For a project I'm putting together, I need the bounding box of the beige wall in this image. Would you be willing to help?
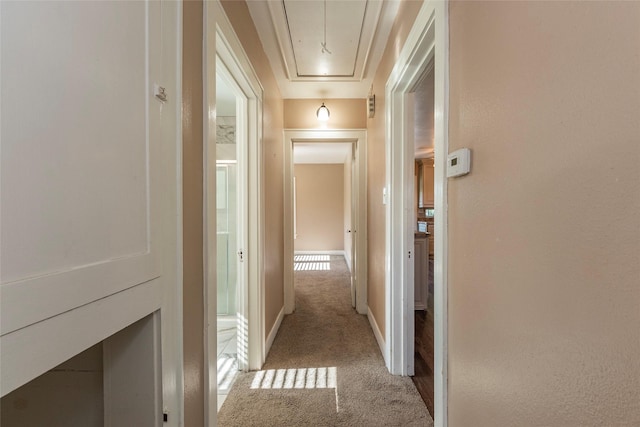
[367,0,423,337]
[284,99,367,129]
[294,164,344,252]
[221,0,285,337]
[1,344,103,426]
[182,1,204,425]
[182,1,285,421]
[447,2,640,426]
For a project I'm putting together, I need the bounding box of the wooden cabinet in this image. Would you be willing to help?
[421,158,435,207]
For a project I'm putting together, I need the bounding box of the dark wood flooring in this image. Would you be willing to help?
[413,310,434,417]
[412,257,434,417]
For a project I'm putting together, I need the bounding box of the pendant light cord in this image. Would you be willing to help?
[321,0,332,54]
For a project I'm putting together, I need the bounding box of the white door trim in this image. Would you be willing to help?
[385,1,449,426]
[205,2,265,425]
[284,130,368,315]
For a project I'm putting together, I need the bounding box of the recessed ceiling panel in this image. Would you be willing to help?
[284,0,367,77]
[247,0,400,98]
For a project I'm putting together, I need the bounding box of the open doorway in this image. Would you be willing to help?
[283,130,367,317]
[205,2,265,419]
[215,71,242,409]
[385,1,448,426]
[411,63,436,416]
[292,142,355,304]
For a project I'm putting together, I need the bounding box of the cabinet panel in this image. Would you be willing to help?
[1,1,162,334]
[422,158,435,207]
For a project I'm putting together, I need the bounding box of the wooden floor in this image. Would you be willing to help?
[412,257,434,416]
[413,310,434,417]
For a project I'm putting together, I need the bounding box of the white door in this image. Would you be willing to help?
[347,145,356,307]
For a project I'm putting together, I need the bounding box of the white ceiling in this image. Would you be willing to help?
[293,142,351,164]
[413,65,435,158]
[247,0,400,99]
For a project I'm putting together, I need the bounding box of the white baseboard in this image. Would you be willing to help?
[344,251,352,272]
[294,250,344,255]
[265,306,285,356]
[367,307,385,358]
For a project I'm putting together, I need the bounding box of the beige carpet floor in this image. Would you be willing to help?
[218,255,432,426]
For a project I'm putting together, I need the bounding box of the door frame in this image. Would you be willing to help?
[385,1,449,427]
[204,1,265,425]
[283,130,368,315]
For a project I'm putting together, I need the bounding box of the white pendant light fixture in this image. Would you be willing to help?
[316,102,330,121]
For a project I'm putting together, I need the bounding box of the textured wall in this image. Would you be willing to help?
[367,0,423,337]
[284,99,367,129]
[182,0,204,425]
[221,0,285,339]
[447,2,640,425]
[294,164,345,252]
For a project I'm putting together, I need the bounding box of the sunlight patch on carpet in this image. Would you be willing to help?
[251,367,337,390]
[294,255,331,271]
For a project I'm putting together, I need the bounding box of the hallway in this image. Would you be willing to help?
[217,255,432,426]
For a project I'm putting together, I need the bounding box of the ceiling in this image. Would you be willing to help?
[293,142,351,164]
[247,0,400,99]
[413,65,435,158]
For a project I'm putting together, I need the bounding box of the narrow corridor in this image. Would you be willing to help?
[218,255,432,426]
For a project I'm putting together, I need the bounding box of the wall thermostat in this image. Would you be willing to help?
[446,148,471,178]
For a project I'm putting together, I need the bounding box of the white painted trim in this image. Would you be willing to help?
[344,250,352,272]
[104,312,162,426]
[215,0,266,369]
[265,306,285,356]
[204,2,266,425]
[294,250,345,256]
[367,307,385,357]
[284,130,368,315]
[162,2,184,425]
[203,3,217,425]
[385,1,449,427]
[1,279,161,396]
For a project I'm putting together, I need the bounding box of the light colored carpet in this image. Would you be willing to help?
[217,255,433,426]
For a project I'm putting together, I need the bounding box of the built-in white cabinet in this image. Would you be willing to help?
[414,234,429,310]
[1,1,180,423]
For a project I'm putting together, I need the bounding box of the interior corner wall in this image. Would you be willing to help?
[447,2,640,426]
[294,164,345,252]
[284,99,367,129]
[1,344,104,427]
[182,0,205,425]
[366,0,423,339]
[221,0,285,340]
